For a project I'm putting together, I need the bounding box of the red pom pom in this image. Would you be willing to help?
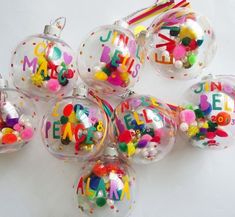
[93,163,107,177]
[118,130,132,143]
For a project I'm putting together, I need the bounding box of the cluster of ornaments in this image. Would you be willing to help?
[2,0,233,217]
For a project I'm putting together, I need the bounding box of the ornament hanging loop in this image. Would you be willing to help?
[44,17,66,38]
[50,17,66,31]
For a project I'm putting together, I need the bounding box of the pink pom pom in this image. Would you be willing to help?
[21,127,34,141]
[173,45,186,60]
[107,72,123,86]
[13,123,22,132]
[141,134,152,142]
[154,129,165,137]
[180,110,196,124]
[47,79,61,92]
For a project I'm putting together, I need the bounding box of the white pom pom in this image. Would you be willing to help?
[174,60,183,69]
[180,122,189,132]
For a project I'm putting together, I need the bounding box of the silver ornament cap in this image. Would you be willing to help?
[104,145,119,158]
[44,17,66,38]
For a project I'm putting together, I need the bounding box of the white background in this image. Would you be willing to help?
[0,0,235,217]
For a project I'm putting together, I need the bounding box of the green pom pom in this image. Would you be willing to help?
[102,67,111,76]
[185,104,194,110]
[188,54,197,65]
[170,27,180,36]
[194,109,204,118]
[182,37,191,46]
[61,137,71,145]
[60,116,68,124]
[119,142,128,152]
[208,121,218,131]
[96,197,107,207]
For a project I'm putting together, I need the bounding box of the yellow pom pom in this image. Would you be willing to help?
[187,125,199,137]
[68,111,77,124]
[94,71,108,81]
[127,142,136,157]
[179,26,197,40]
[31,73,44,86]
[202,122,209,129]
[119,71,129,81]
[2,128,14,134]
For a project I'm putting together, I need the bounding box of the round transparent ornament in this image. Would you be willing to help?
[76,146,136,217]
[77,22,146,96]
[147,7,216,80]
[11,18,77,101]
[0,77,37,153]
[179,75,235,149]
[41,87,108,160]
[111,94,177,164]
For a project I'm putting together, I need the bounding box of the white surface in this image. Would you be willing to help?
[0,0,235,217]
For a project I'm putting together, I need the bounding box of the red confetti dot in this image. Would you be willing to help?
[63,104,73,117]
